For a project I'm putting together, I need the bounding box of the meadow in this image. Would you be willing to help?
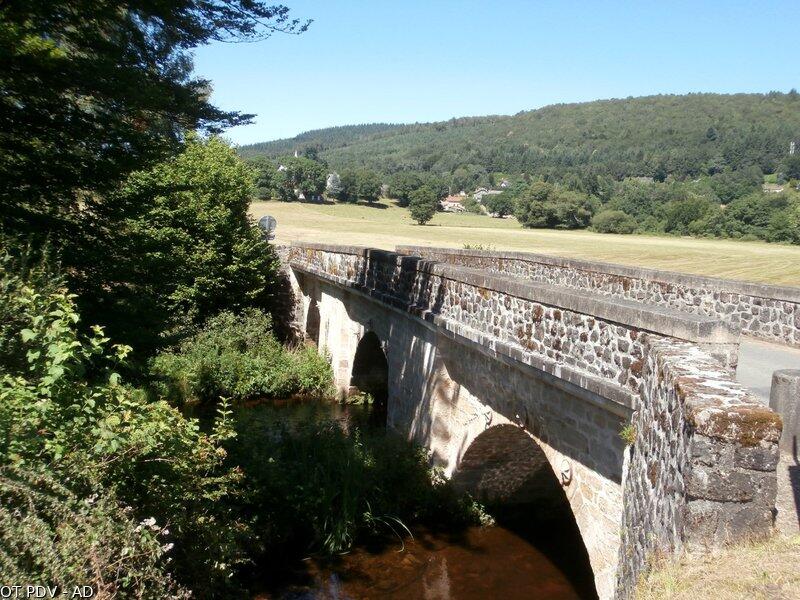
[251,199,800,286]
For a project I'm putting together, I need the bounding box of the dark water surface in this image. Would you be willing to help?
[238,399,596,600]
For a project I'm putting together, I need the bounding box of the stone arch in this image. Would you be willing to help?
[349,331,389,424]
[453,424,597,598]
[305,297,321,345]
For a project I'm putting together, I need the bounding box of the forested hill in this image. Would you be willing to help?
[238,122,405,159]
[239,93,800,183]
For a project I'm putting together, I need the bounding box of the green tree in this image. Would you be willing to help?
[408,186,439,225]
[663,195,719,234]
[709,166,763,203]
[591,210,637,234]
[388,172,424,207]
[248,156,281,200]
[354,169,382,203]
[484,192,515,217]
[279,156,327,200]
[0,1,309,240]
[514,182,597,229]
[76,137,282,355]
[783,155,800,180]
[339,168,382,203]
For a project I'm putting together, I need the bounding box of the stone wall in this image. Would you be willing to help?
[397,245,800,347]
[287,242,781,600]
[618,338,780,596]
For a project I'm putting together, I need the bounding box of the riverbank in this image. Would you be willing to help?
[636,535,800,599]
[250,199,800,285]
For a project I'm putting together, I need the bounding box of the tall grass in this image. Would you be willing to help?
[149,309,333,406]
[227,410,488,561]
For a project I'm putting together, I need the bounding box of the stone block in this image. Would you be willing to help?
[769,369,800,454]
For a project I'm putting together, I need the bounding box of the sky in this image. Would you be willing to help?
[193,0,800,146]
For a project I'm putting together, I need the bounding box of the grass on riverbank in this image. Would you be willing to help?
[636,535,800,600]
[250,199,800,286]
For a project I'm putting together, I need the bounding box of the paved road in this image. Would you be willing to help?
[735,338,800,536]
[736,337,800,404]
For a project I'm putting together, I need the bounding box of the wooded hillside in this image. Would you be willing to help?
[239,93,800,183]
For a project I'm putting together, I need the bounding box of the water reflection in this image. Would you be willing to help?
[257,524,591,600]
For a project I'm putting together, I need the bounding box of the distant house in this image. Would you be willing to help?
[498,179,510,188]
[473,188,503,203]
[441,195,467,212]
[763,183,785,194]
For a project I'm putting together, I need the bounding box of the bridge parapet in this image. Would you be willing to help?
[288,242,781,598]
[397,245,800,347]
[290,242,737,410]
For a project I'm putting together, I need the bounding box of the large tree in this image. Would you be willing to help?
[0,1,309,238]
[514,181,597,229]
[408,186,439,225]
[77,136,282,355]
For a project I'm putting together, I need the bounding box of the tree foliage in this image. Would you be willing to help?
[514,182,597,229]
[75,137,283,355]
[408,186,440,225]
[241,93,800,188]
[483,192,515,217]
[0,0,309,239]
[278,156,327,200]
[338,168,382,203]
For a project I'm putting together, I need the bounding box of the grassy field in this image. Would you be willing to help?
[250,199,800,286]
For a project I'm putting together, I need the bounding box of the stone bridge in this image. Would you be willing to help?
[285,242,782,600]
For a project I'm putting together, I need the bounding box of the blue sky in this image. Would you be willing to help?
[193,0,800,146]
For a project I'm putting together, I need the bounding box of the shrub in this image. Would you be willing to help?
[0,249,248,597]
[228,417,488,558]
[150,309,333,406]
[591,210,637,234]
[0,466,188,599]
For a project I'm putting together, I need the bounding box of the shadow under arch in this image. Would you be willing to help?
[453,424,598,600]
[305,298,321,345]
[350,331,388,426]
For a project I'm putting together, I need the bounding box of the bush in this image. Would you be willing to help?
[0,249,247,597]
[150,309,333,406]
[591,210,637,234]
[0,466,188,599]
[229,417,488,558]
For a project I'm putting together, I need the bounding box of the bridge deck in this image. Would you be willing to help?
[736,338,800,403]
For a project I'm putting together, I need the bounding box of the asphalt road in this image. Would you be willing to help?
[736,337,800,404]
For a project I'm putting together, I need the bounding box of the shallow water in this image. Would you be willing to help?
[256,524,592,600]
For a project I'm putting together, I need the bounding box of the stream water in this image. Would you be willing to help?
[235,399,597,600]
